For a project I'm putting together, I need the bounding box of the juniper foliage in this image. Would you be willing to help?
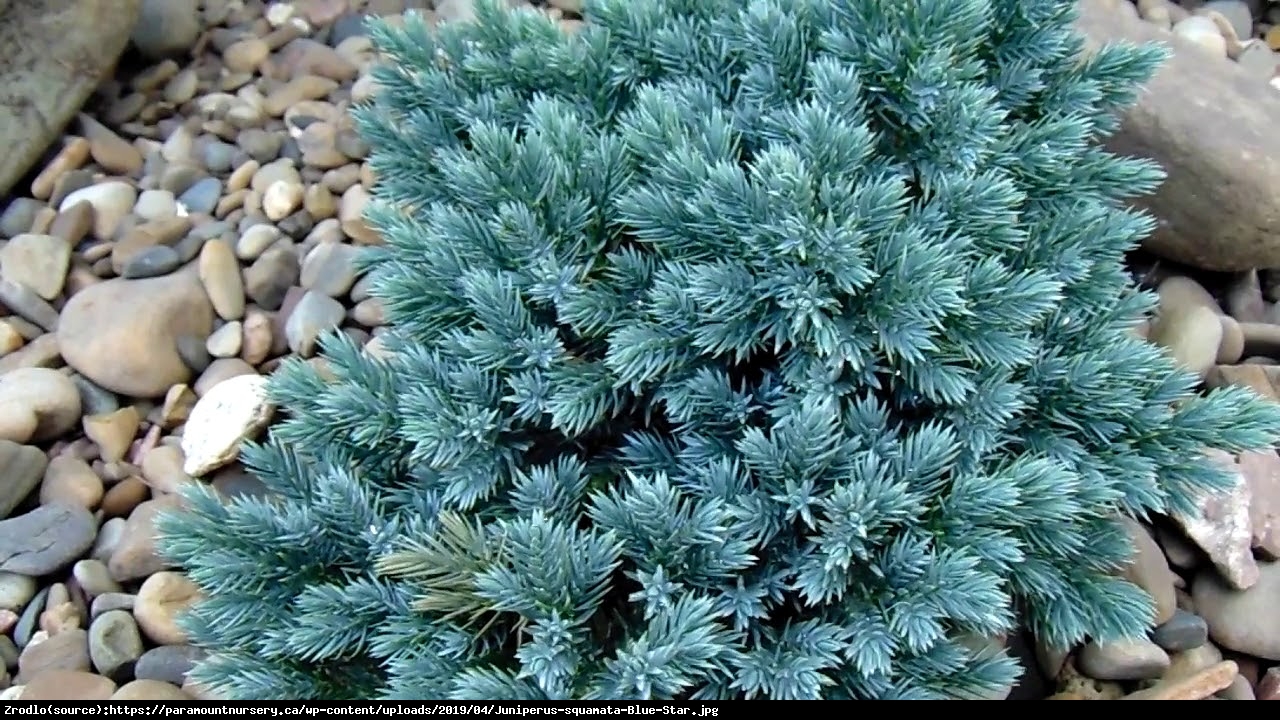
[159,0,1280,701]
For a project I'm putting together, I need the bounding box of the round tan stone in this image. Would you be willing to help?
[140,445,194,494]
[100,476,149,519]
[0,368,81,442]
[58,265,214,398]
[133,571,199,645]
[198,239,245,321]
[39,455,104,510]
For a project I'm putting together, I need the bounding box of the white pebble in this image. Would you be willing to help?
[180,374,274,476]
[1172,16,1228,58]
[263,180,304,221]
[265,2,294,27]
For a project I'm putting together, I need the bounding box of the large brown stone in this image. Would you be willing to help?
[1076,0,1280,271]
[57,264,214,398]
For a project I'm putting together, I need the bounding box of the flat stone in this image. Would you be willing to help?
[120,245,182,279]
[1219,673,1256,700]
[1078,637,1170,681]
[90,593,135,621]
[0,280,59,333]
[1259,666,1280,700]
[15,586,49,648]
[0,504,97,576]
[0,368,81,443]
[58,182,136,242]
[131,0,199,60]
[198,239,245,321]
[300,242,360,297]
[0,234,71,300]
[1123,660,1239,700]
[40,455,104,511]
[78,114,142,176]
[82,406,140,465]
[72,559,120,599]
[244,246,299,310]
[1205,364,1278,400]
[177,178,222,215]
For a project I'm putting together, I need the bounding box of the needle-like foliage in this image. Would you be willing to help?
[159,0,1280,700]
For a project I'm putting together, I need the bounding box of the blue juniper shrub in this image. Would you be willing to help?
[158,0,1280,700]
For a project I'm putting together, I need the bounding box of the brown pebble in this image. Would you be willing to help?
[226,160,259,192]
[48,202,95,247]
[222,38,271,74]
[198,239,246,321]
[0,321,25,356]
[108,496,181,583]
[31,138,91,201]
[111,217,191,275]
[1124,660,1239,700]
[1259,666,1280,699]
[82,406,141,464]
[140,445,194,495]
[1217,315,1245,364]
[194,358,258,397]
[160,384,198,429]
[0,334,62,375]
[79,115,143,176]
[101,477,150,519]
[40,455,104,510]
[264,75,339,117]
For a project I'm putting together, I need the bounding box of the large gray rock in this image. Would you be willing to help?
[1076,0,1280,271]
[0,503,96,576]
[0,0,142,196]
